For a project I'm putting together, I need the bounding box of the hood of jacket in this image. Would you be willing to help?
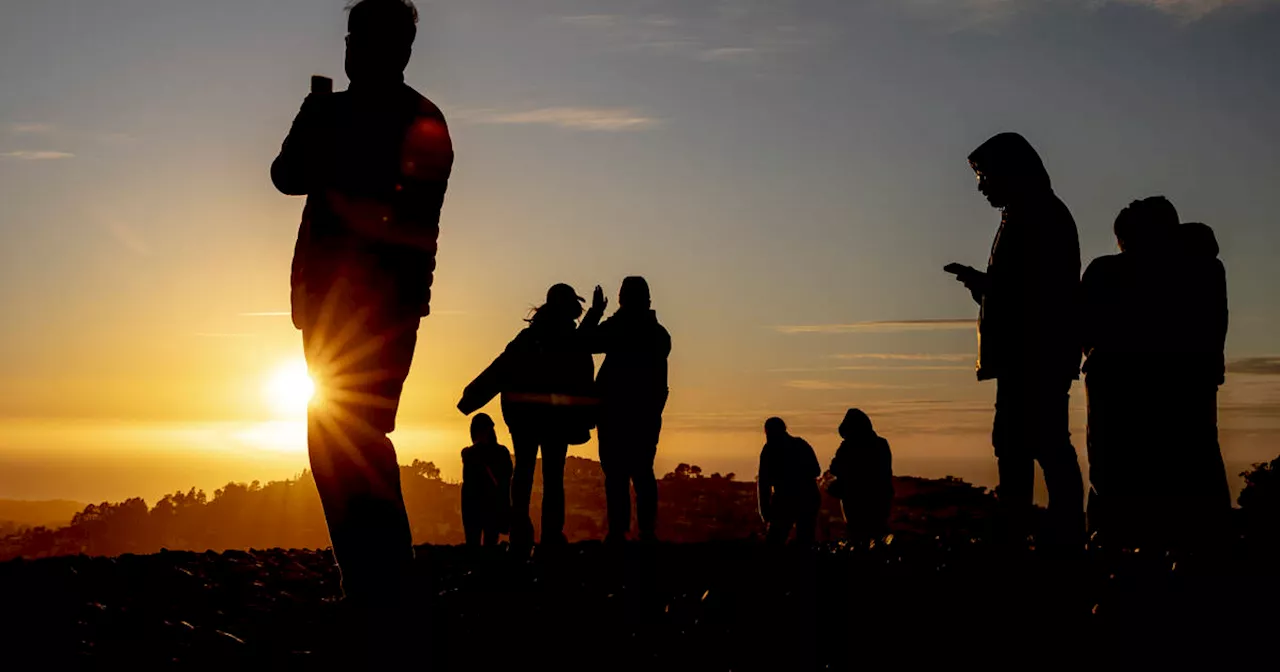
[968,132,1052,202]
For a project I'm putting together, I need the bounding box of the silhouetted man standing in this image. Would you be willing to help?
[757,417,821,546]
[270,0,453,619]
[584,277,671,543]
[946,132,1083,549]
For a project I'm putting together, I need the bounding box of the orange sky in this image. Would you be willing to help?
[2,0,1279,504]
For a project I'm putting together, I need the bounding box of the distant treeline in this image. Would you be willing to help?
[0,457,1010,561]
[6,453,1276,561]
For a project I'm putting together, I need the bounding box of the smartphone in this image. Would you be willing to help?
[311,75,333,95]
[943,263,971,277]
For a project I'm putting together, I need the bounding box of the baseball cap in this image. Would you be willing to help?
[546,283,586,305]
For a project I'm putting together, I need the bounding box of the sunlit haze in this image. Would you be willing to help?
[2,0,1279,505]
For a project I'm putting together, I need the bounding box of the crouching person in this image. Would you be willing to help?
[758,417,821,546]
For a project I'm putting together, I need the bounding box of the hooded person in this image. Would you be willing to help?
[1173,221,1231,543]
[757,418,822,546]
[457,283,605,548]
[580,276,672,543]
[826,409,894,544]
[945,132,1084,549]
[460,413,513,549]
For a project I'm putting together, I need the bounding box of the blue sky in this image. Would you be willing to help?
[1,0,1278,502]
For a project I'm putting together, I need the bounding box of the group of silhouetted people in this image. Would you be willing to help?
[268,0,1231,659]
[947,133,1229,553]
[1081,200,1229,549]
[456,278,671,550]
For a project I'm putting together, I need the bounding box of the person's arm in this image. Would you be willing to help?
[458,336,520,414]
[1079,261,1101,358]
[576,286,609,353]
[271,95,328,196]
[945,263,987,305]
[803,440,821,480]
[498,448,514,484]
[757,450,773,524]
[1213,259,1228,385]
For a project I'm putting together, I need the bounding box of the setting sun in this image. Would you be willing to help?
[264,358,316,418]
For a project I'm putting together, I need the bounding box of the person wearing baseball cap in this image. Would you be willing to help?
[458,282,607,549]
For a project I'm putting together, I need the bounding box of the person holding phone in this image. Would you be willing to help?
[945,132,1084,551]
[269,0,454,627]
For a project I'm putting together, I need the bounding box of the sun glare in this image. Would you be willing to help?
[264,358,316,418]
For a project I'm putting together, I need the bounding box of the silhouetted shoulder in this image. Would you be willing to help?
[1083,253,1123,280]
[401,85,453,182]
[405,85,447,122]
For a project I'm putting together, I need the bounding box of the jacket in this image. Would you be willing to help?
[272,81,454,326]
[584,307,671,409]
[968,134,1081,382]
[1081,229,1227,387]
[459,308,603,444]
[461,442,513,530]
[757,435,821,521]
[828,435,894,502]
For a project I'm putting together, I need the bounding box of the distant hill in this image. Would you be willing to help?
[0,457,997,561]
[0,499,85,530]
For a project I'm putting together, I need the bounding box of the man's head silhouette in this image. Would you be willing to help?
[619,276,651,310]
[764,417,788,442]
[1114,196,1178,253]
[345,0,418,85]
[967,132,1052,209]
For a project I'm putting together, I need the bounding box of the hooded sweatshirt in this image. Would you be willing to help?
[967,133,1081,382]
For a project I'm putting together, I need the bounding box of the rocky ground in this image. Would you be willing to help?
[2,536,1277,670]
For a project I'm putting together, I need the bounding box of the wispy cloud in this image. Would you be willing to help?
[559,14,622,28]
[776,319,974,334]
[785,380,915,390]
[556,7,820,64]
[833,353,973,362]
[465,107,660,132]
[1116,0,1261,20]
[898,0,1264,31]
[836,365,972,371]
[9,122,55,134]
[1,150,73,160]
[698,46,759,62]
[1229,357,1280,376]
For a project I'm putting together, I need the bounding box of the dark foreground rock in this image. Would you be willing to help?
[2,537,1277,670]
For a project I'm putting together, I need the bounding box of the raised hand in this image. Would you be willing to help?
[592,285,608,312]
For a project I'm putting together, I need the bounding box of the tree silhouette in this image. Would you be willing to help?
[1240,455,1280,537]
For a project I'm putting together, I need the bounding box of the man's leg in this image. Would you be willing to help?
[304,293,417,604]
[1033,379,1085,550]
[540,441,568,543]
[766,503,794,546]
[509,434,538,548]
[993,379,1036,545]
[598,422,632,542]
[633,441,659,542]
[794,491,819,547]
